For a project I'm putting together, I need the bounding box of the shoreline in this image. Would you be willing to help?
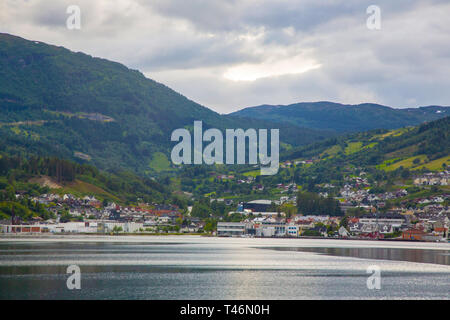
[1,233,448,243]
[1,233,449,251]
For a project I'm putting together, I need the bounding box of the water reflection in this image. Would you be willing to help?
[262,247,450,266]
[0,240,449,299]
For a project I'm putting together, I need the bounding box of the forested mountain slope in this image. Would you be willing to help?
[0,33,330,175]
[231,101,449,132]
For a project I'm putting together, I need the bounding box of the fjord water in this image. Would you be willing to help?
[0,236,449,299]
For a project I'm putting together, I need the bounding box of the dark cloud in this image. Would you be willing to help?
[131,34,261,71]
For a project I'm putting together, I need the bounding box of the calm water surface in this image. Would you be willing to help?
[0,236,449,299]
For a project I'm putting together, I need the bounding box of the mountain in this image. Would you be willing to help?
[0,33,330,175]
[283,116,450,172]
[168,116,449,202]
[230,101,449,132]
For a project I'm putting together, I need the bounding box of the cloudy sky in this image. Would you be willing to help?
[1,0,450,113]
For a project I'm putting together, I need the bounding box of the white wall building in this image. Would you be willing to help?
[286,225,299,237]
[217,222,246,237]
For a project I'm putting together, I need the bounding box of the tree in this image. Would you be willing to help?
[339,216,349,228]
[401,168,410,179]
[59,210,72,223]
[191,202,212,218]
[297,191,342,216]
[204,219,217,233]
[112,225,123,234]
[5,185,15,201]
[279,203,297,218]
[345,207,366,217]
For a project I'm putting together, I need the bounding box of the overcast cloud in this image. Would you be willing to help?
[1,0,450,113]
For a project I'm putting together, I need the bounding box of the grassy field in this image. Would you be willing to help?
[376,158,402,170]
[322,141,376,159]
[362,142,378,150]
[382,155,428,171]
[243,170,260,177]
[321,145,342,157]
[50,179,120,202]
[149,152,172,172]
[371,127,411,141]
[379,155,449,172]
[414,155,450,171]
[345,142,363,155]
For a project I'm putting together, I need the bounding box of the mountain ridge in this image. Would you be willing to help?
[230,101,449,132]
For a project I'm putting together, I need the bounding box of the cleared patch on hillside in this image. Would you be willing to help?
[379,155,449,172]
[362,142,378,150]
[376,158,402,170]
[345,142,363,155]
[149,152,172,172]
[321,145,342,158]
[44,110,115,122]
[413,156,450,171]
[243,170,260,177]
[372,127,412,140]
[382,155,428,171]
[29,176,62,189]
[51,179,120,202]
[74,152,92,161]
[0,120,50,127]
[385,144,419,159]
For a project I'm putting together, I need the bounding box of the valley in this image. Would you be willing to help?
[0,33,448,242]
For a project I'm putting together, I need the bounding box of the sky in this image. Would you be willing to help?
[1,0,450,113]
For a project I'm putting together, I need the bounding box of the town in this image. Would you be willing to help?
[1,169,448,242]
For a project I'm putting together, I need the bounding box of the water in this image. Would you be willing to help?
[0,236,449,299]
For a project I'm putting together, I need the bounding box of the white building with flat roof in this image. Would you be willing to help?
[217,222,246,237]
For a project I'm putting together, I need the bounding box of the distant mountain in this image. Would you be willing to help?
[230,101,449,132]
[0,33,330,175]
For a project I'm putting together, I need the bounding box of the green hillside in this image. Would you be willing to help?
[0,153,170,208]
[284,116,450,172]
[0,33,330,176]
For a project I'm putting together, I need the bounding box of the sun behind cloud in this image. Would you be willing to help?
[223,54,321,81]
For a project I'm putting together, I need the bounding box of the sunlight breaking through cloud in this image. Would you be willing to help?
[223,55,321,81]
